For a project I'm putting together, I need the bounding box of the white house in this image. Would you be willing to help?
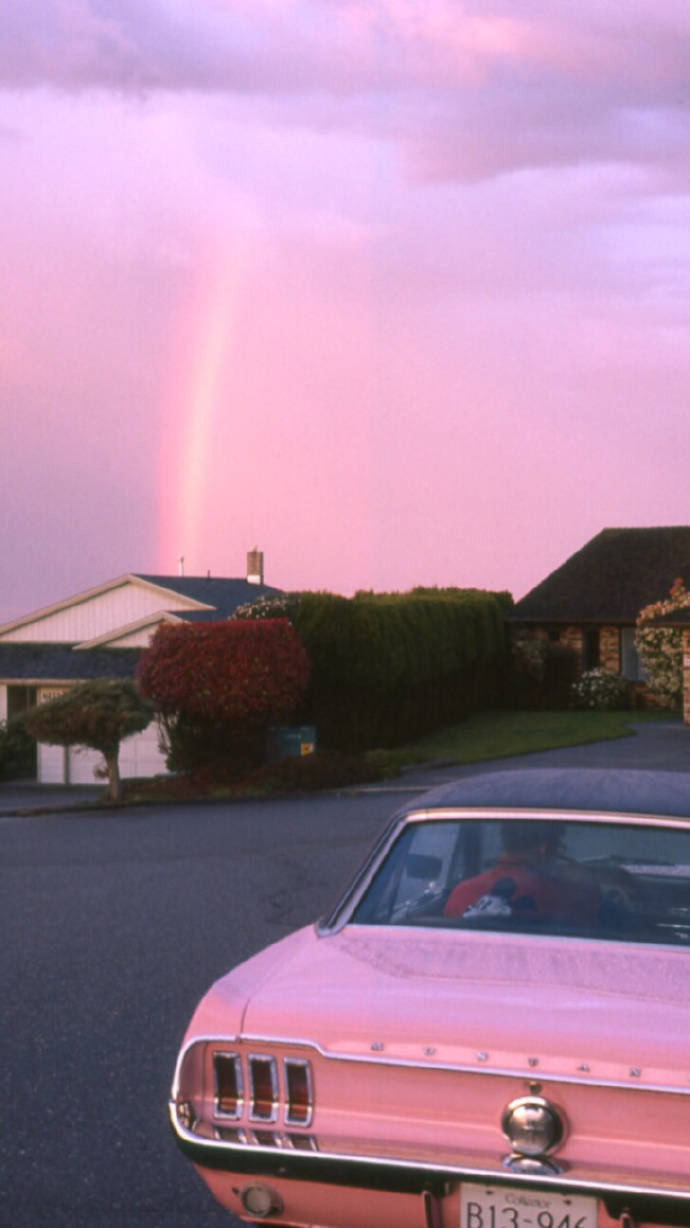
[0,554,281,784]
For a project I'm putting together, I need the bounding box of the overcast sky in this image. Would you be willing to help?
[2,1,689,622]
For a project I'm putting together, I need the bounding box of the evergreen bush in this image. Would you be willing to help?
[0,719,35,780]
[238,588,510,752]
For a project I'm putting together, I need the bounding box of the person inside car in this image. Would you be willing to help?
[443,820,600,924]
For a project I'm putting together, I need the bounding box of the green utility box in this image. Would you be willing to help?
[266,725,317,763]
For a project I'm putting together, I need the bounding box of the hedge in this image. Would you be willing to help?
[238,588,511,752]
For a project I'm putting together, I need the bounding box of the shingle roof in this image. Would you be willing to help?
[510,527,690,623]
[0,643,141,682]
[134,575,282,620]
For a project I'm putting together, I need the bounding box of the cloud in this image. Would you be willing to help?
[2,2,689,185]
[1,3,687,95]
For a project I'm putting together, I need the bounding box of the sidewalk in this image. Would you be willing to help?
[0,780,103,816]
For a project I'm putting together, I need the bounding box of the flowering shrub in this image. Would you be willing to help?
[233,593,299,621]
[635,578,690,704]
[570,668,630,710]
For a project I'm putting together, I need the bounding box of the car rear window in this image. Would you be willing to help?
[351,817,690,945]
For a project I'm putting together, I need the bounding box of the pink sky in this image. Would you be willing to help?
[2,1,690,623]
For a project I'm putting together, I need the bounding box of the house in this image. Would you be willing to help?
[508,526,690,690]
[0,553,282,784]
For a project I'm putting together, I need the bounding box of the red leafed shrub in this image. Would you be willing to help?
[137,619,310,772]
[138,619,309,722]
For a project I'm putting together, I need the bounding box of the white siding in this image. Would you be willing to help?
[66,746,103,785]
[38,742,68,784]
[118,723,168,778]
[37,724,168,784]
[67,726,167,783]
[0,684,7,722]
[0,580,208,644]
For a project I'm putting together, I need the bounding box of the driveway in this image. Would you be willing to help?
[363,718,690,792]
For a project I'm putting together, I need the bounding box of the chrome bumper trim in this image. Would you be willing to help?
[169,1100,690,1223]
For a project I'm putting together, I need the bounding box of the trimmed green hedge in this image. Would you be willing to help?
[290,588,510,751]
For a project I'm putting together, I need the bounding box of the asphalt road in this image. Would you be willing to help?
[1,791,406,1228]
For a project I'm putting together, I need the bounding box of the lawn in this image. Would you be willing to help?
[391,708,674,768]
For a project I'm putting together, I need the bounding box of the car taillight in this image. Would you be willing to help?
[213,1052,243,1118]
[249,1056,278,1121]
[284,1058,313,1126]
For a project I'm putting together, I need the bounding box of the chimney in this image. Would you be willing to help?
[247,548,264,585]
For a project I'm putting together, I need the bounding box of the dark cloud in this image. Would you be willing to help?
[2,0,690,184]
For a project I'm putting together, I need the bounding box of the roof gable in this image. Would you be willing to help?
[511,527,690,623]
[0,575,212,643]
[0,574,283,645]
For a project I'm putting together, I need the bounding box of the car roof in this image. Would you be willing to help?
[399,768,690,821]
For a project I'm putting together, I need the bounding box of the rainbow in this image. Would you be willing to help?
[158,236,251,574]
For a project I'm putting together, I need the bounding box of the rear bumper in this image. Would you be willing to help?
[170,1105,690,1226]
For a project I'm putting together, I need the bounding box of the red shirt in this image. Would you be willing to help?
[443,854,598,922]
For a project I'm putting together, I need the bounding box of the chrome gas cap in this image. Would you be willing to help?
[501,1094,564,1157]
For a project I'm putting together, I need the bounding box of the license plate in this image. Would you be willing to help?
[461,1185,597,1228]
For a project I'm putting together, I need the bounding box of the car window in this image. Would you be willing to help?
[351,817,690,945]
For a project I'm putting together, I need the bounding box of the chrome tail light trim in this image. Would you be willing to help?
[248,1054,279,1123]
[212,1051,244,1119]
[284,1057,314,1127]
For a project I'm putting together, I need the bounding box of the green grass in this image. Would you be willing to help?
[389,708,675,769]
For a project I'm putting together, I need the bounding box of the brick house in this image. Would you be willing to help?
[508,527,690,708]
[0,555,281,783]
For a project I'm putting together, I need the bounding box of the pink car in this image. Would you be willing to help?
[170,769,690,1227]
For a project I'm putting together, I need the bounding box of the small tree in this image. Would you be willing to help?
[24,679,154,802]
[137,619,310,774]
[635,578,690,705]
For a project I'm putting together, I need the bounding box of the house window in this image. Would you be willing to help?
[621,628,646,681]
[7,685,37,719]
[583,629,600,671]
